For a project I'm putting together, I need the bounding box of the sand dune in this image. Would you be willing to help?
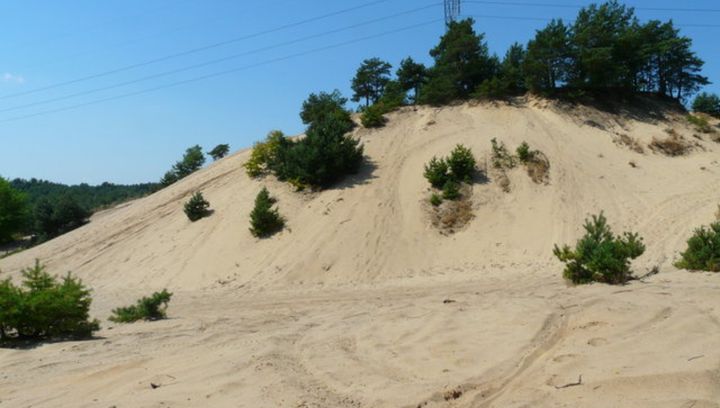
[1,98,719,407]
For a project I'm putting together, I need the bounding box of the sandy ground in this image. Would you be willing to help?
[1,98,719,407]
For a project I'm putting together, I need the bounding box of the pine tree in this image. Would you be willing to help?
[396,57,428,104]
[208,144,230,161]
[183,192,211,222]
[249,187,284,238]
[351,58,393,107]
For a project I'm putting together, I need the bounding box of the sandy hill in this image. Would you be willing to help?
[1,97,720,407]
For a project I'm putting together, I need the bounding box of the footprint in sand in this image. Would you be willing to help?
[587,337,609,347]
[552,354,578,363]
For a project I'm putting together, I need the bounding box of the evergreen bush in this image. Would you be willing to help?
[0,260,100,342]
[430,193,443,206]
[675,222,720,272]
[109,290,173,323]
[442,180,461,200]
[446,144,476,182]
[553,213,645,284]
[183,192,211,222]
[249,187,285,238]
[360,104,387,128]
[423,157,450,188]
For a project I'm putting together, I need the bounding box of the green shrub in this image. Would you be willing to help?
[491,138,516,169]
[553,213,645,284]
[250,187,285,238]
[183,192,211,222]
[360,104,387,128]
[208,144,230,160]
[447,144,476,182]
[109,290,173,323]
[442,180,461,200]
[687,114,714,133]
[430,193,443,206]
[423,157,450,188]
[0,260,99,342]
[300,90,355,134]
[516,141,533,163]
[675,222,720,272]
[244,130,286,178]
[161,145,206,187]
[272,115,364,189]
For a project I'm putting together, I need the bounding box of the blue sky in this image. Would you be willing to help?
[1,0,718,185]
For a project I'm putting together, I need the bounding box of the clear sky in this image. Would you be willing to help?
[1,0,718,185]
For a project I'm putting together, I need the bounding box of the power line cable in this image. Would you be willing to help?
[0,18,442,124]
[0,3,441,114]
[0,0,394,100]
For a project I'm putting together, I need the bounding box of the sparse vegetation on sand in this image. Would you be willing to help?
[687,114,715,134]
[184,192,211,222]
[554,213,645,284]
[0,261,99,343]
[424,145,477,232]
[649,132,692,156]
[675,222,720,272]
[110,290,173,323]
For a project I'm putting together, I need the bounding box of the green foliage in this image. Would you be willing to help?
[675,222,720,272]
[687,114,714,133]
[500,42,527,94]
[109,290,173,323]
[249,93,363,190]
[300,90,355,133]
[446,144,476,183]
[249,187,284,238]
[442,180,461,200]
[423,157,451,189]
[516,142,534,163]
[491,138,516,169]
[377,80,407,111]
[418,71,459,106]
[360,103,387,128]
[430,193,443,207]
[161,145,206,187]
[396,57,428,104]
[424,145,476,189]
[33,195,90,242]
[208,144,230,160]
[10,178,156,240]
[473,77,510,99]
[428,18,497,99]
[553,213,645,284]
[351,58,392,107]
[244,131,286,178]
[524,19,571,92]
[692,92,720,117]
[0,260,99,342]
[183,192,211,222]
[273,117,363,189]
[0,177,28,244]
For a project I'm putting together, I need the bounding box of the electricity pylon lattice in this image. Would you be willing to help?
[444,0,461,26]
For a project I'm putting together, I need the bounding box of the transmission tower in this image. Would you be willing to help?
[444,0,461,26]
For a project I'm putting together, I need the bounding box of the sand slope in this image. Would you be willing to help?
[1,98,719,407]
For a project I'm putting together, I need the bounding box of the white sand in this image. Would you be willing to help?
[1,98,719,407]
